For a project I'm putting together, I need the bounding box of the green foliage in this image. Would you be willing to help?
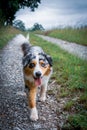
[13,20,25,31]
[67,114,87,129]
[0,0,41,25]
[59,88,69,97]
[31,23,44,31]
[64,101,74,111]
[79,92,87,105]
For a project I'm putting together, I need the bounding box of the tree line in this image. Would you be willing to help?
[13,20,44,31]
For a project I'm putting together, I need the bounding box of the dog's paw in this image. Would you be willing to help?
[30,107,38,121]
[39,96,46,102]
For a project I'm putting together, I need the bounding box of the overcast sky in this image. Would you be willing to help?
[15,0,87,29]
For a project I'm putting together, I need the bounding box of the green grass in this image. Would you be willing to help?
[67,114,87,130]
[62,114,87,130]
[37,27,87,46]
[0,26,24,49]
[30,33,87,129]
[64,100,75,111]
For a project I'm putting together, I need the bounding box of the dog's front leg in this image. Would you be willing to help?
[28,87,38,121]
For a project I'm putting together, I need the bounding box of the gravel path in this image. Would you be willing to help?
[0,34,67,130]
[37,34,87,60]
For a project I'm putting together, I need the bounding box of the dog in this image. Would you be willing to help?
[21,34,53,121]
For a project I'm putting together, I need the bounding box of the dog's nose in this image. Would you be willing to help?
[36,71,41,78]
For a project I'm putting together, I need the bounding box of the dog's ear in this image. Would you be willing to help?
[21,43,30,56]
[45,54,53,67]
[22,53,36,68]
[39,53,53,67]
[22,53,32,67]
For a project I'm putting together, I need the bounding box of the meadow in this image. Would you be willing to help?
[37,27,87,46]
[0,26,87,129]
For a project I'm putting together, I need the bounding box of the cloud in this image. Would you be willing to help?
[15,0,87,29]
[15,7,59,28]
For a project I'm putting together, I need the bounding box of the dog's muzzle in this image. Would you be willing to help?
[34,71,42,86]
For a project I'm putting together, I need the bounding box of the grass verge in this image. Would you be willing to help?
[30,33,87,129]
[36,27,87,46]
[0,26,24,49]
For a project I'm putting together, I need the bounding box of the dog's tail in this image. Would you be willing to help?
[21,43,30,55]
[26,33,29,41]
[21,34,31,55]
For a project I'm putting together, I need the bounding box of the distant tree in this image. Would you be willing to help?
[32,23,44,31]
[0,0,41,25]
[13,20,25,31]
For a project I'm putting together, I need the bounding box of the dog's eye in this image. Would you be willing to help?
[29,63,35,68]
[41,63,46,67]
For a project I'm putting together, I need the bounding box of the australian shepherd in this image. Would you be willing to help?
[21,34,53,121]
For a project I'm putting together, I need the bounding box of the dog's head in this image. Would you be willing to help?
[21,43,53,86]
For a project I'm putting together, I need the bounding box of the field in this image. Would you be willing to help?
[0,26,87,129]
[37,27,87,46]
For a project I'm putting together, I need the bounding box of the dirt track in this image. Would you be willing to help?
[37,34,87,60]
